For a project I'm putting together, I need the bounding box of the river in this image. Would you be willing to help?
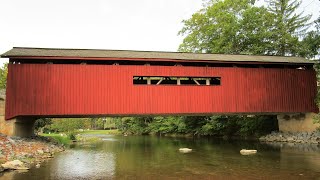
[2,135,320,179]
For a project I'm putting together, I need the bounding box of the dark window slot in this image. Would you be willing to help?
[133,76,221,86]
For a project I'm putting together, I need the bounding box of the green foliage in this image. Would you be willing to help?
[178,0,275,54]
[179,0,312,56]
[34,118,52,133]
[0,63,8,89]
[313,113,320,132]
[90,118,105,129]
[47,118,90,133]
[42,133,71,146]
[148,116,187,135]
[116,115,278,137]
[104,118,117,129]
[299,30,320,58]
[68,133,76,141]
[267,0,311,56]
[312,15,320,129]
[236,115,279,136]
[77,129,121,135]
[119,117,152,135]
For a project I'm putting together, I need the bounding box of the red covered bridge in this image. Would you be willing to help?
[1,47,317,121]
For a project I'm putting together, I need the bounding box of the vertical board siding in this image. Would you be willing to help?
[5,64,318,119]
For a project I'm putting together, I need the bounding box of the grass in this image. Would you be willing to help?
[41,133,71,146]
[77,129,121,135]
[40,130,121,145]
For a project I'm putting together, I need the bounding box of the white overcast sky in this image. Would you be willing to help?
[0,0,319,65]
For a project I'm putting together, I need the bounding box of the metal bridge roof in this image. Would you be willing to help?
[1,47,314,64]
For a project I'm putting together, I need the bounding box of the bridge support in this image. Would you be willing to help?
[0,98,36,137]
[0,117,36,137]
[277,113,320,133]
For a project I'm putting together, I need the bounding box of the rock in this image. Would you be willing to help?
[287,137,294,142]
[0,152,5,159]
[179,148,192,153]
[259,131,320,144]
[44,148,50,153]
[240,149,257,155]
[25,153,34,158]
[259,137,266,141]
[1,160,29,170]
[35,164,40,168]
[7,138,16,144]
[37,150,44,155]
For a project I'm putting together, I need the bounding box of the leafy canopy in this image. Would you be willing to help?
[179,0,311,56]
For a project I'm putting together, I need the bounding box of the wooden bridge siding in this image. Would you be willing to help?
[5,64,318,119]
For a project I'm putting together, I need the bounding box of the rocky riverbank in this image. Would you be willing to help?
[0,133,64,173]
[259,131,320,144]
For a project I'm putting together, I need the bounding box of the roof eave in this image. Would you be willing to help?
[5,55,315,65]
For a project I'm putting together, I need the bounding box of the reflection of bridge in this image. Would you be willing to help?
[0,47,318,136]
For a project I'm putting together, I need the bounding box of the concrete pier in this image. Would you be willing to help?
[0,97,36,137]
[278,113,320,133]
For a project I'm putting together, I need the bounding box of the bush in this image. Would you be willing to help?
[116,115,279,138]
[68,133,76,141]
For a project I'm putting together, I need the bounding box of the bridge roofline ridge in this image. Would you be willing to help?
[0,47,314,64]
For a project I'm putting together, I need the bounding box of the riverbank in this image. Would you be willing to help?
[0,133,64,173]
[259,131,320,144]
[40,130,121,144]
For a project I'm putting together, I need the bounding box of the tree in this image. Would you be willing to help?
[34,118,52,133]
[267,0,311,56]
[179,0,312,56]
[90,118,106,130]
[178,0,275,54]
[299,30,320,59]
[0,63,8,89]
[48,118,90,133]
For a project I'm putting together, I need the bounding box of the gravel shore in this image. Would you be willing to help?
[0,133,64,172]
[259,131,320,144]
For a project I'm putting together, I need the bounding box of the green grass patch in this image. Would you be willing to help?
[77,129,121,135]
[41,133,71,146]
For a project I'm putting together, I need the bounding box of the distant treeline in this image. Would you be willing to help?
[116,115,278,138]
[35,115,278,138]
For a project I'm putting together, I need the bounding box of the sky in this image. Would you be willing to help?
[0,0,319,65]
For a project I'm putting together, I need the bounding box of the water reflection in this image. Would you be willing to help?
[51,150,115,179]
[5,135,320,180]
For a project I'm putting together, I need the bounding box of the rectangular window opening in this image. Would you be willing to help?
[133,76,221,86]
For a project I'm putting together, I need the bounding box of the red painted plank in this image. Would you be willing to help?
[5,64,318,120]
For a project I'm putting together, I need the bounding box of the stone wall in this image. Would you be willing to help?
[0,90,15,136]
[278,113,320,133]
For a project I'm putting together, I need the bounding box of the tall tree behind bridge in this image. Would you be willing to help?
[267,0,311,56]
[178,0,311,56]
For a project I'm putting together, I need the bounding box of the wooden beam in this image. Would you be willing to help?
[206,78,210,85]
[147,77,151,85]
[192,79,200,85]
[156,77,164,85]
